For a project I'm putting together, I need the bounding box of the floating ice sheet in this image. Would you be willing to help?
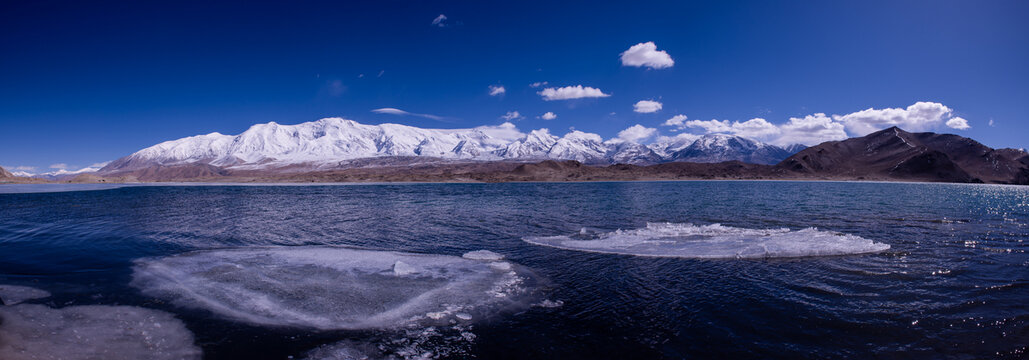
[130,247,536,330]
[0,284,50,305]
[0,304,201,360]
[524,223,890,259]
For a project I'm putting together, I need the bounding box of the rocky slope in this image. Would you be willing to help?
[0,166,12,178]
[777,127,1029,184]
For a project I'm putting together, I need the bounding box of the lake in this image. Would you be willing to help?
[0,181,1026,359]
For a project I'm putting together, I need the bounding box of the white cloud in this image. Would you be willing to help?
[529,81,548,88]
[662,114,688,127]
[475,122,524,142]
[633,100,663,113]
[371,108,444,121]
[946,117,970,130]
[538,85,611,101]
[776,113,849,146]
[49,163,68,170]
[729,118,782,139]
[661,102,971,147]
[834,101,958,135]
[488,85,505,96]
[431,14,447,27]
[655,132,702,145]
[12,166,36,171]
[620,42,674,69]
[989,119,995,127]
[616,124,658,143]
[540,112,557,120]
[500,111,523,121]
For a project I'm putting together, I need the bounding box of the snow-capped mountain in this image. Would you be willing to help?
[669,134,798,165]
[101,118,804,173]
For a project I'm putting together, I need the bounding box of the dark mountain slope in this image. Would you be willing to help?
[777,127,1029,184]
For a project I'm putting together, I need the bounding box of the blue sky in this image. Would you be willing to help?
[2,0,1027,173]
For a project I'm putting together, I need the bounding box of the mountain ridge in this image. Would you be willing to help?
[99,117,801,175]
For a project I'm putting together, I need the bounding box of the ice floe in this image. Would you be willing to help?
[0,303,201,360]
[0,284,51,305]
[461,250,505,261]
[130,246,537,330]
[524,222,890,259]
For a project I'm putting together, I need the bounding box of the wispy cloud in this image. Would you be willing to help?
[371,108,444,121]
[500,111,523,121]
[538,85,611,101]
[49,163,68,170]
[431,14,448,27]
[488,85,506,96]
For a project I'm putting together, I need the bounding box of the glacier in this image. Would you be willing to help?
[100,117,805,173]
[523,223,890,259]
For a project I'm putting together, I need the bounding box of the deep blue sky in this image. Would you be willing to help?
[2,0,1027,172]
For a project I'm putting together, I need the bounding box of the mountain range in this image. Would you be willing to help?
[98,118,802,175]
[5,119,1026,185]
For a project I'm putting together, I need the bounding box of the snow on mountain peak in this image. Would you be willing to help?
[101,118,802,172]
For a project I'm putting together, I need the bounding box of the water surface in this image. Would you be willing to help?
[0,181,1026,359]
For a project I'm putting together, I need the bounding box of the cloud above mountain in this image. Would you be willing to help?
[538,85,611,101]
[371,108,444,121]
[620,42,674,69]
[661,101,969,146]
[834,101,969,135]
[616,124,658,143]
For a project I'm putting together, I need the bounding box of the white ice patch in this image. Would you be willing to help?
[461,250,505,261]
[130,246,537,330]
[0,304,201,360]
[524,223,890,259]
[0,284,50,305]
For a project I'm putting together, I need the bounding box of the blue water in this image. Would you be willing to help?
[0,181,1026,359]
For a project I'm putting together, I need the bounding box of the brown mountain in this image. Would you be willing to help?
[0,166,12,178]
[776,127,1029,184]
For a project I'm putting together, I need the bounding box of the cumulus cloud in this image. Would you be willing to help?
[488,85,505,96]
[633,100,662,113]
[371,108,444,121]
[500,111,523,121]
[616,124,658,143]
[540,112,557,120]
[833,101,961,135]
[658,102,971,146]
[529,81,548,88]
[620,42,674,69]
[662,114,688,127]
[431,14,448,27]
[655,132,702,145]
[538,85,611,101]
[776,113,849,146]
[946,117,970,130]
[670,118,781,141]
[475,122,524,142]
